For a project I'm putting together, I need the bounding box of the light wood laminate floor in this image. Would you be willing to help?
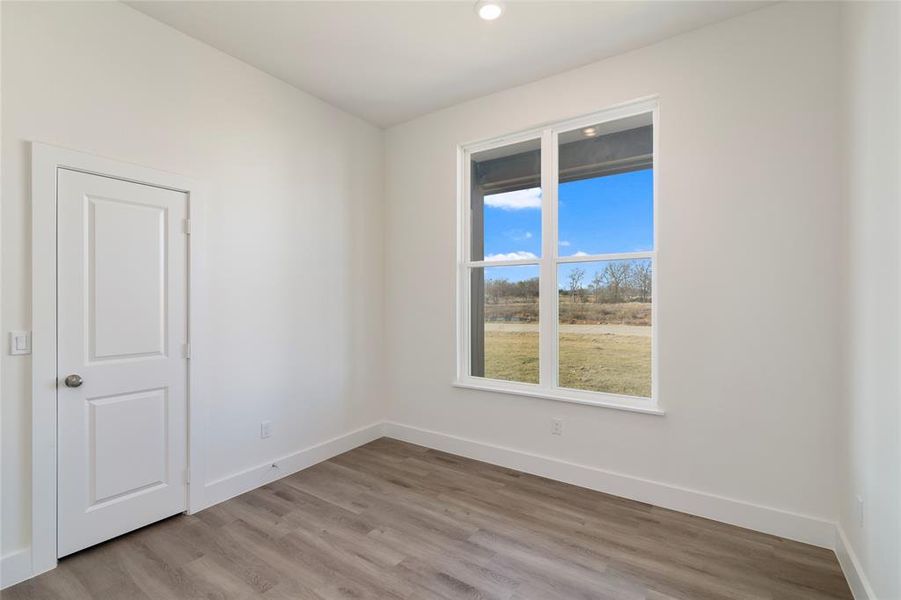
[4,438,852,599]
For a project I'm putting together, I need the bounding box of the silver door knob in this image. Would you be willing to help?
[64,374,83,388]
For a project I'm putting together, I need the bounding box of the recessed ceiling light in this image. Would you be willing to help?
[475,0,505,21]
[583,127,599,137]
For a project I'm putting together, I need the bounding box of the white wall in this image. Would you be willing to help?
[839,2,901,598]
[384,1,844,538]
[4,0,895,592]
[1,1,384,561]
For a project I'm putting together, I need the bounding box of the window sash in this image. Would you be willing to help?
[458,98,659,411]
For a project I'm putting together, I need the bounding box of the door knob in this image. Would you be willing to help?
[64,374,83,388]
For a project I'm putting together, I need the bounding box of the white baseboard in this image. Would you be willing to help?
[835,525,876,600]
[203,422,385,508]
[382,421,836,549]
[1,549,32,590]
[4,421,850,592]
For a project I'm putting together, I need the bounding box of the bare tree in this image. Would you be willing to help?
[631,261,652,302]
[517,277,540,299]
[567,267,585,303]
[591,270,604,303]
[602,261,632,302]
[486,277,542,304]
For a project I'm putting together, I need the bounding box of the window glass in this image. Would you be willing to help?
[558,170,653,256]
[471,265,539,383]
[557,259,652,397]
[470,139,541,261]
[558,114,653,256]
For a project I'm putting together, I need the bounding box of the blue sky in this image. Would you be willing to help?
[481,169,653,284]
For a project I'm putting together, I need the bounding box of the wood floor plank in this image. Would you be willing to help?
[3,439,853,600]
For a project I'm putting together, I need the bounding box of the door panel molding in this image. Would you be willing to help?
[87,194,168,362]
[30,143,207,578]
[87,387,169,508]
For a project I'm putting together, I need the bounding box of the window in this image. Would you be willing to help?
[457,100,659,413]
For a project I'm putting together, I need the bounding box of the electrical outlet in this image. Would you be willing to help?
[551,417,564,436]
[857,495,864,528]
[260,421,272,439]
[9,331,31,355]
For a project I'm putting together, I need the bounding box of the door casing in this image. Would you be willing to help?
[30,142,207,578]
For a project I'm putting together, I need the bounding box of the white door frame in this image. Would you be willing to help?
[30,142,208,577]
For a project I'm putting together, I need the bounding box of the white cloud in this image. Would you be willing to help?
[571,251,589,257]
[559,240,571,247]
[506,230,533,241]
[484,187,541,210]
[484,251,538,262]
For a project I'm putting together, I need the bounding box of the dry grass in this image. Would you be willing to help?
[558,333,651,397]
[483,330,651,397]
[486,301,651,326]
[484,331,540,384]
[559,301,651,326]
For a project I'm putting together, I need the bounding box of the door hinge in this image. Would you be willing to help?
[183,218,192,235]
[184,467,190,485]
[182,343,191,359]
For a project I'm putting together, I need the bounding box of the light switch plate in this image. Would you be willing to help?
[9,331,31,355]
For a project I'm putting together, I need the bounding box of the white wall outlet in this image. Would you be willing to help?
[857,495,864,527]
[260,420,272,439]
[9,330,31,355]
[551,417,564,436]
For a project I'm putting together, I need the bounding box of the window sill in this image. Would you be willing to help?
[452,378,665,416]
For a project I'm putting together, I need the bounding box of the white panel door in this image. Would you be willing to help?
[57,169,189,558]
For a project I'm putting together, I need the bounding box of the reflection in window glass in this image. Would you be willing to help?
[471,265,539,383]
[558,259,652,397]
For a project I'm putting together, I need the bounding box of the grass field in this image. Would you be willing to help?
[483,329,651,397]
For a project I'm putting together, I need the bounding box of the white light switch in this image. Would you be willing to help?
[10,331,31,355]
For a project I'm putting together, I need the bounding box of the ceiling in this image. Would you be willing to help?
[128,1,769,127]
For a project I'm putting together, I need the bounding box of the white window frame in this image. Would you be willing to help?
[454,97,662,415]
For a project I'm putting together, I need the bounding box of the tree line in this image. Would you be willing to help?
[485,260,652,304]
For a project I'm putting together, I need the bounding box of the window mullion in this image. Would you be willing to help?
[538,128,557,389]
